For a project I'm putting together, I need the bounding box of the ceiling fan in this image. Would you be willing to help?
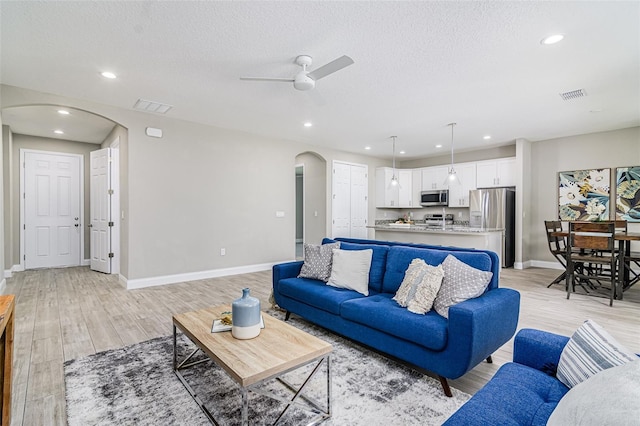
[240,55,354,91]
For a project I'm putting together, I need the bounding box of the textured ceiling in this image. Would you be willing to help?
[1,1,638,159]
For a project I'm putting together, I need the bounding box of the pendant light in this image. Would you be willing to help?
[443,123,462,187]
[389,135,400,188]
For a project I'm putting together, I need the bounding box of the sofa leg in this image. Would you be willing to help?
[284,311,291,321]
[486,355,493,364]
[438,376,453,397]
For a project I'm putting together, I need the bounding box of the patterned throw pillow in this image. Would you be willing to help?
[407,264,444,315]
[556,319,637,388]
[393,259,429,307]
[433,254,493,318]
[297,242,340,282]
[393,259,444,314]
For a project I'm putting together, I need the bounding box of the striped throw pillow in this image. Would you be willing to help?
[557,319,638,388]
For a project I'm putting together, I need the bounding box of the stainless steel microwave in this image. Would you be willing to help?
[420,190,449,206]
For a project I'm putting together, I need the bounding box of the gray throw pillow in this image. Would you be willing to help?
[297,242,340,282]
[556,319,637,388]
[433,254,492,318]
[547,359,640,426]
[326,248,373,296]
[407,264,444,315]
[393,258,429,307]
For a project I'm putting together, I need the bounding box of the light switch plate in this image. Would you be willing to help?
[276,211,285,218]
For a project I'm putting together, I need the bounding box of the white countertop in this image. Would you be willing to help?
[369,224,504,235]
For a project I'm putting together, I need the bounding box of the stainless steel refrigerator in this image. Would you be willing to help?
[469,187,516,268]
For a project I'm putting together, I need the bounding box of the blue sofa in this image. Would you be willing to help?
[272,237,521,396]
[443,328,572,425]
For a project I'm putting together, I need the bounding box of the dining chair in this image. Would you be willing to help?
[544,220,568,287]
[565,221,617,306]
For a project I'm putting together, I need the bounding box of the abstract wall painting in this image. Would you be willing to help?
[615,166,640,222]
[558,169,610,221]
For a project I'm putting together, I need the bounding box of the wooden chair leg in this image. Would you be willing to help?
[566,261,573,300]
[438,375,453,397]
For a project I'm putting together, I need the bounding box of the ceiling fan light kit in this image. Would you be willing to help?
[240,54,354,91]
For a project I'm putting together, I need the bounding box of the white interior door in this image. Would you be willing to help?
[332,162,351,238]
[350,165,368,238]
[24,151,82,269]
[332,161,369,239]
[90,148,111,273]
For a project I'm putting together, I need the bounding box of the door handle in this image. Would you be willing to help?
[75,217,79,221]
[74,224,79,227]
[88,224,93,228]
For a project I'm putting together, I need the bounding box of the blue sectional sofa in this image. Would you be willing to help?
[272,237,521,396]
[443,328,571,425]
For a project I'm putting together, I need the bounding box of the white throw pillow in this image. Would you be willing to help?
[547,360,640,426]
[433,255,492,318]
[556,319,637,388]
[326,248,373,296]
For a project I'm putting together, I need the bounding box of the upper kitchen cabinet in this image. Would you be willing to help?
[476,158,516,188]
[421,166,450,190]
[448,162,477,207]
[375,167,415,208]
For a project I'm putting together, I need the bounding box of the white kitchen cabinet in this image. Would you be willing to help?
[476,158,516,188]
[375,168,416,208]
[411,169,423,208]
[448,162,477,207]
[421,166,450,190]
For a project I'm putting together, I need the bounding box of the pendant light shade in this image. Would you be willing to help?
[443,123,462,187]
[389,136,401,189]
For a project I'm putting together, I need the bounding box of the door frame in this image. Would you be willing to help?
[20,149,85,270]
[108,137,120,274]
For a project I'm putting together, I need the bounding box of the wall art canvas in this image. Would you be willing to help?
[615,166,640,222]
[558,169,610,221]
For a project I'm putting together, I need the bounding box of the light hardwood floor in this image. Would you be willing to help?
[4,266,639,426]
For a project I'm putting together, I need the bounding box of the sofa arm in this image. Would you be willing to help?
[513,328,569,374]
[272,261,304,285]
[445,288,520,377]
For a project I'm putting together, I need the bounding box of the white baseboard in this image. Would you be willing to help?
[529,260,565,270]
[122,260,293,290]
[5,263,24,278]
[82,258,90,266]
[4,269,11,279]
[0,279,6,295]
[513,261,532,270]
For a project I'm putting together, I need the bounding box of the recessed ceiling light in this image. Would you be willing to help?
[54,130,64,134]
[483,135,491,140]
[57,109,70,115]
[541,34,564,45]
[399,150,406,155]
[303,122,313,127]
[364,146,371,150]
[435,144,442,148]
[101,71,117,79]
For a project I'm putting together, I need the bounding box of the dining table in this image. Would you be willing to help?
[551,229,640,300]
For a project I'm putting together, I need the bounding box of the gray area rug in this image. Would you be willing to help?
[65,310,470,425]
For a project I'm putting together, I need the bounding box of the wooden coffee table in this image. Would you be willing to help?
[172,305,333,425]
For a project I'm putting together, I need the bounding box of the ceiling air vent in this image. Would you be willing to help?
[559,89,587,101]
[133,99,173,114]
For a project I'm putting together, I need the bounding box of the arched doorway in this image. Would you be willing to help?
[294,152,327,255]
[2,104,126,275]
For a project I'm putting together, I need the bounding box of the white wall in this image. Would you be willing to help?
[0,120,5,288]
[1,84,389,286]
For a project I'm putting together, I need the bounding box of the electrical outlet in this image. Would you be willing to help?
[220,248,226,256]
[458,212,463,218]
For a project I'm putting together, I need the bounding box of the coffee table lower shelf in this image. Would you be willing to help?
[172,323,332,425]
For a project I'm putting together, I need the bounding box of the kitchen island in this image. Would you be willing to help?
[369,224,504,267]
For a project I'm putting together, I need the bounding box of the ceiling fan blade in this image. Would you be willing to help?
[307,55,354,81]
[240,77,294,82]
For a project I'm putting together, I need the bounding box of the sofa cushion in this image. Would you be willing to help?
[326,248,373,296]
[382,246,492,294]
[556,319,637,388]
[278,277,364,315]
[443,362,569,426]
[433,254,493,318]
[298,242,340,281]
[340,294,448,351]
[548,360,640,426]
[324,239,389,293]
